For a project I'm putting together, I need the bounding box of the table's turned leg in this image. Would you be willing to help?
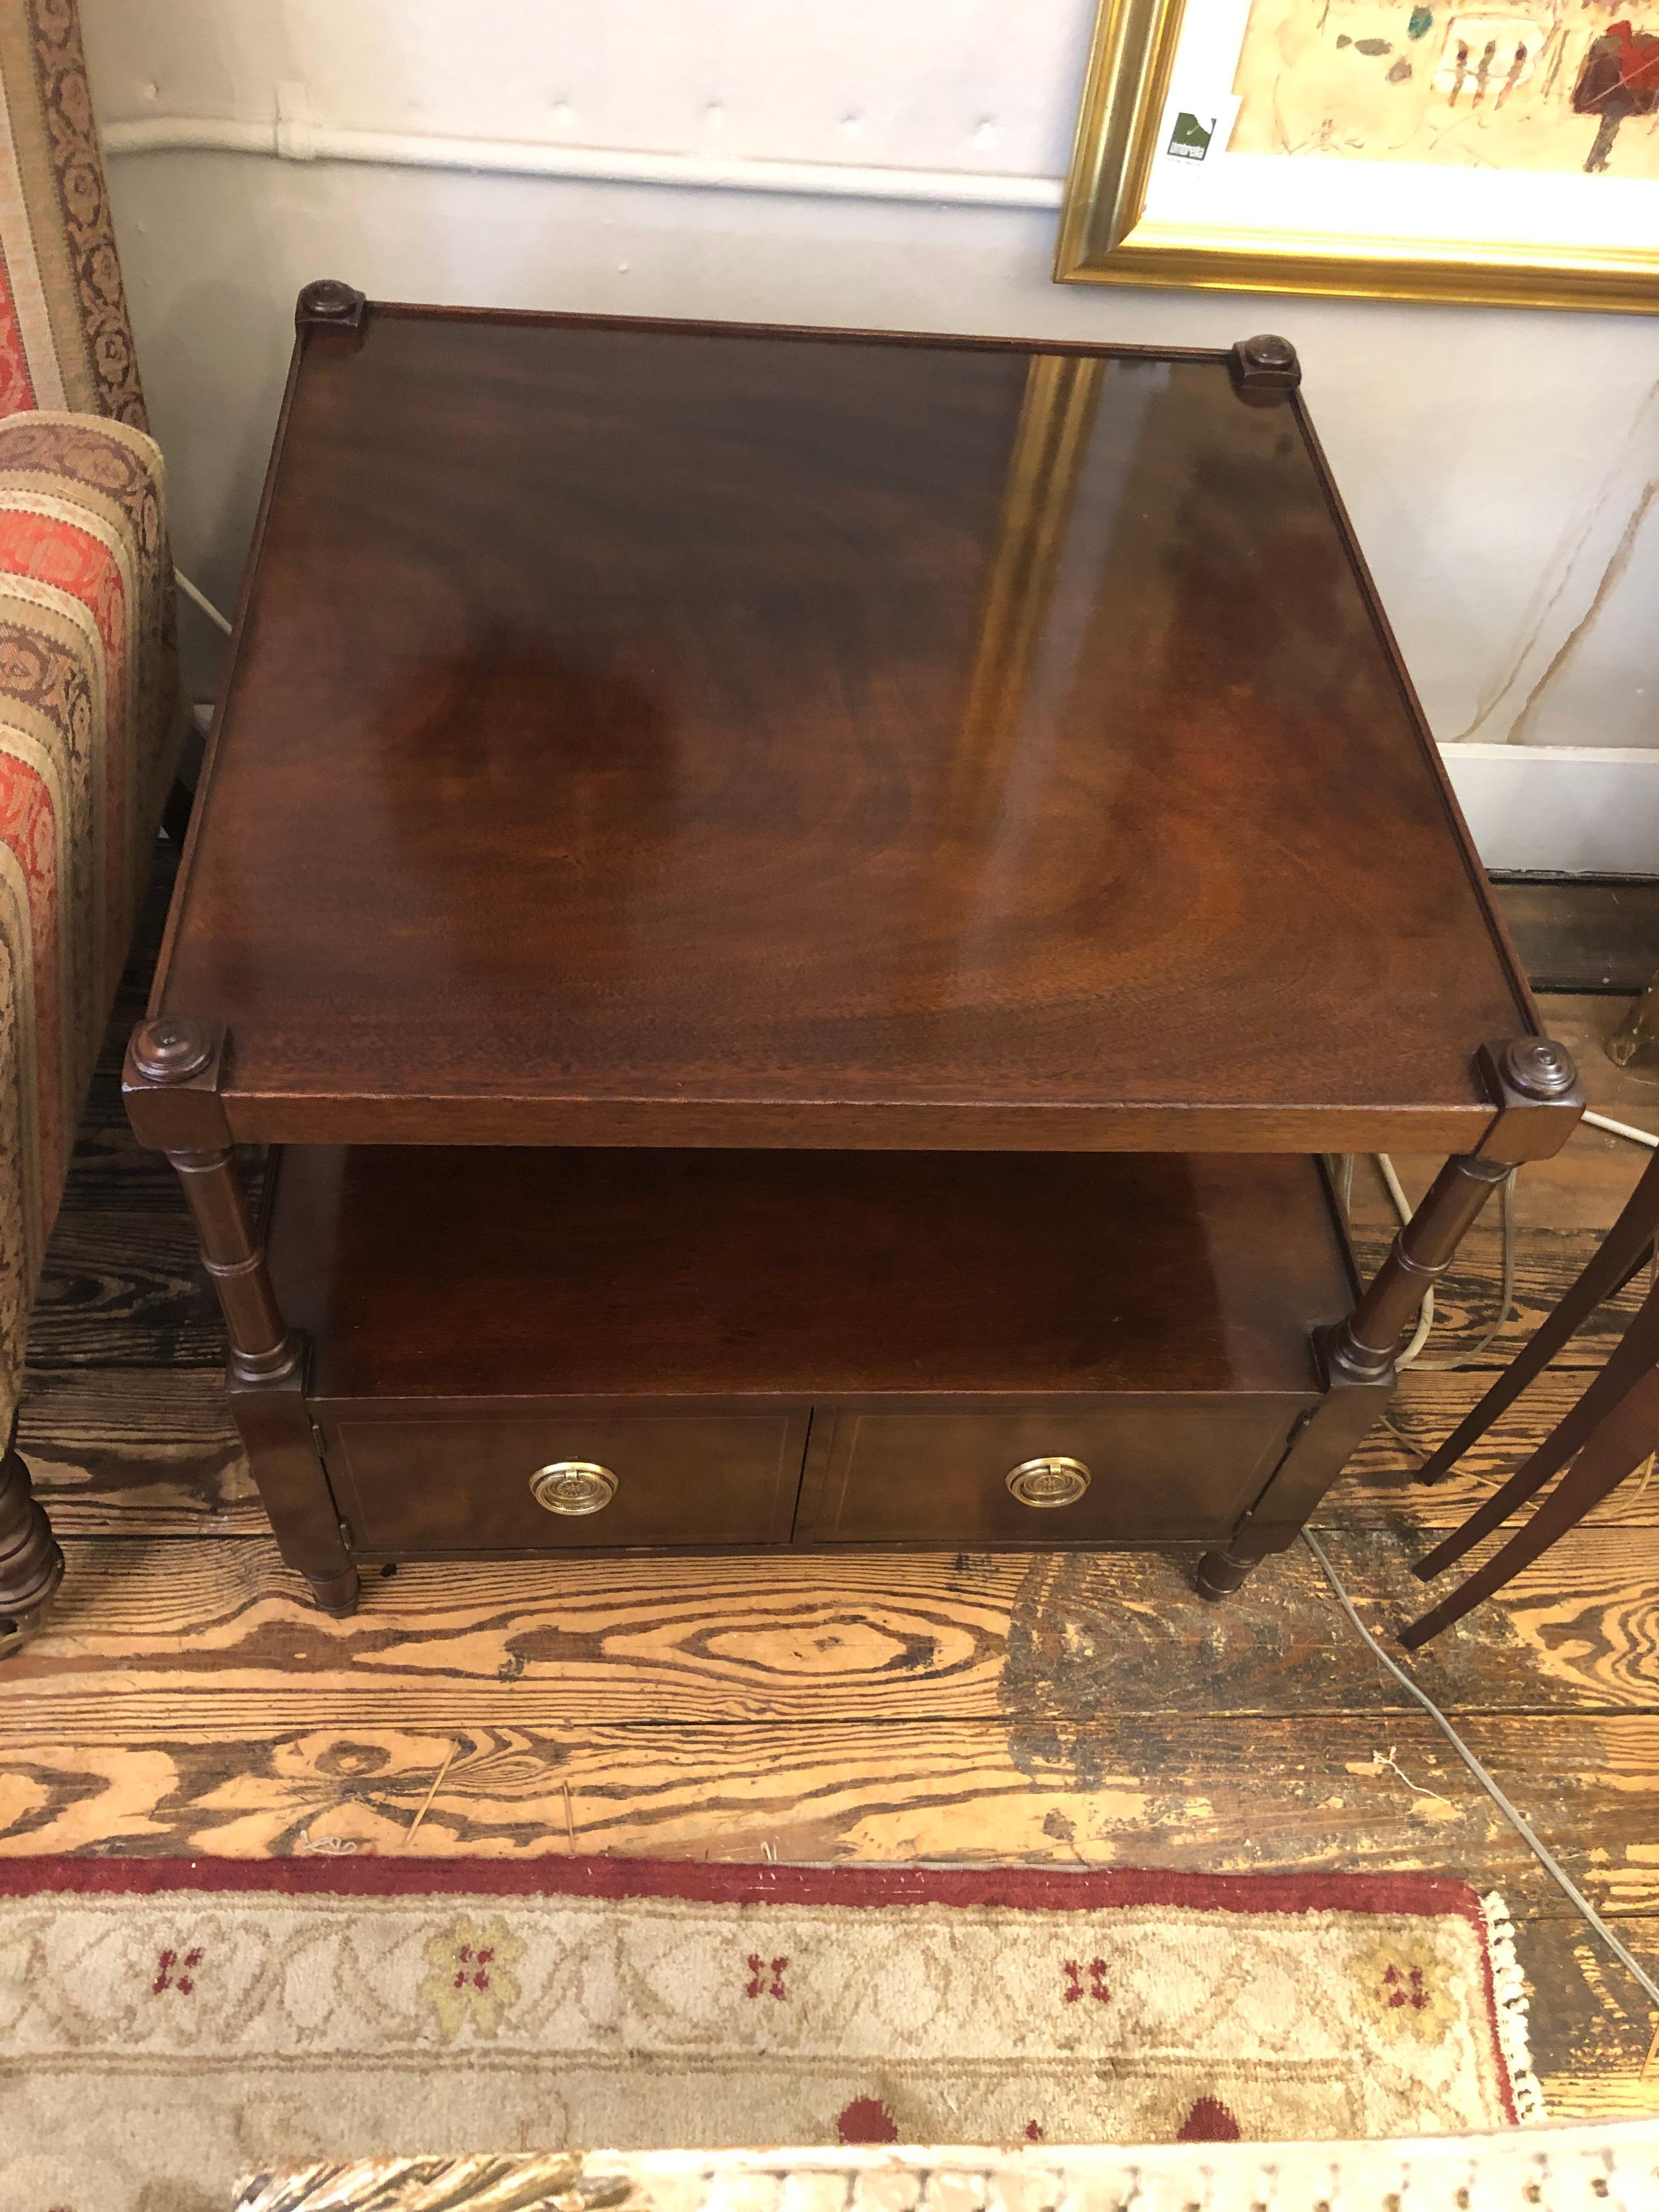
[1196,1037,1583,1600]
[1195,1150,1515,1599]
[123,1018,358,1617]
[0,1437,64,1651]
[1329,1151,1520,1385]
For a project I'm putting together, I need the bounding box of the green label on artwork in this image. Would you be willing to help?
[1167,111,1215,159]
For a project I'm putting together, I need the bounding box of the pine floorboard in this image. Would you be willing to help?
[5,848,1659,2121]
[1492,877,1659,998]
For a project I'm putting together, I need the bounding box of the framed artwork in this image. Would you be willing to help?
[1054,0,1659,308]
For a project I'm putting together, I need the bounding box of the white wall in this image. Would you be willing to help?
[80,0,1659,797]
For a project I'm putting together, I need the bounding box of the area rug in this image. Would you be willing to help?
[0,1858,1541,2212]
[232,2131,1659,2212]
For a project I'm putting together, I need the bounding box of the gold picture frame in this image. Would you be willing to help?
[1053,0,1659,312]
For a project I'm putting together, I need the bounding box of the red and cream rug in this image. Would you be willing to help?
[0,1858,1541,2212]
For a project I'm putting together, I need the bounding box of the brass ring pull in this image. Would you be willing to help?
[529,1461,618,1516]
[1006,1455,1092,1509]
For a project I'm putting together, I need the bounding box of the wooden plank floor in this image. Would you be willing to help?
[5,849,1659,2123]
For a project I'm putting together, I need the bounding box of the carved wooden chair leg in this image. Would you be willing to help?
[1606,1239,1659,1305]
[0,1441,65,1652]
[1606,969,1659,1070]
[1414,1153,1659,1486]
[1402,1358,1659,1646]
[1413,1274,1659,1580]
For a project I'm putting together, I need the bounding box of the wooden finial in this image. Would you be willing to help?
[1498,1036,1578,1101]
[296,279,367,332]
[1228,333,1301,403]
[129,1015,215,1084]
[124,1017,230,1148]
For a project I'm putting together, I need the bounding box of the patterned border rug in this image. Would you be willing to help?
[0,1858,1540,2212]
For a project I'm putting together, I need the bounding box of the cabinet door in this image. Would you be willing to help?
[797,1403,1302,1545]
[325,1410,809,1553]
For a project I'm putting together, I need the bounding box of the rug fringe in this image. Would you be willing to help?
[1482,1889,1547,2123]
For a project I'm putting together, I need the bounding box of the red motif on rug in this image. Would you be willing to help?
[837,2096,900,2145]
[745,1953,788,2000]
[1177,2096,1242,2142]
[1382,1962,1432,2013]
[1062,1957,1110,2003]
[151,1946,202,1996]
[452,1942,494,1994]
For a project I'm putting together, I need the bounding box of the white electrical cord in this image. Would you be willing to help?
[174,567,232,636]
[1356,1154,1519,1372]
[1372,1152,1438,1366]
[1584,1108,1659,1150]
[1398,1155,1519,1372]
[1304,1529,1659,2020]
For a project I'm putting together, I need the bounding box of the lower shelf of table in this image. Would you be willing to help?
[258,1144,1360,1564]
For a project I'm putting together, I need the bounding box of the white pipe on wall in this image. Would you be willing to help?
[99,115,1067,209]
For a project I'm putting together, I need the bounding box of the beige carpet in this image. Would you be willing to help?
[0,1858,1541,2212]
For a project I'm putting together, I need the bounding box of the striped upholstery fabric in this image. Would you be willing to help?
[0,0,147,425]
[0,0,179,1447]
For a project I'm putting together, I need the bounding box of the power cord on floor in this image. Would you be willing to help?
[1583,1108,1659,1151]
[174,568,232,637]
[1302,1528,1659,2046]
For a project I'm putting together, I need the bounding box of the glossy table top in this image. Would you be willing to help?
[156,306,1536,1149]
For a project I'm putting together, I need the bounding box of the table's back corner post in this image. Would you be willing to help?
[1195,1031,1583,1600]
[1227,332,1301,405]
[122,1016,359,1616]
[1329,1032,1582,1387]
[295,279,367,334]
[294,280,370,361]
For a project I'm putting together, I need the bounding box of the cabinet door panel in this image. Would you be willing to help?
[328,1410,807,1552]
[798,1404,1302,1544]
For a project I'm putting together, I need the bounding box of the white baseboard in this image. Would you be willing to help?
[1439,742,1659,876]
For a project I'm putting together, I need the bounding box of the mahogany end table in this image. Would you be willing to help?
[124,285,1582,1616]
